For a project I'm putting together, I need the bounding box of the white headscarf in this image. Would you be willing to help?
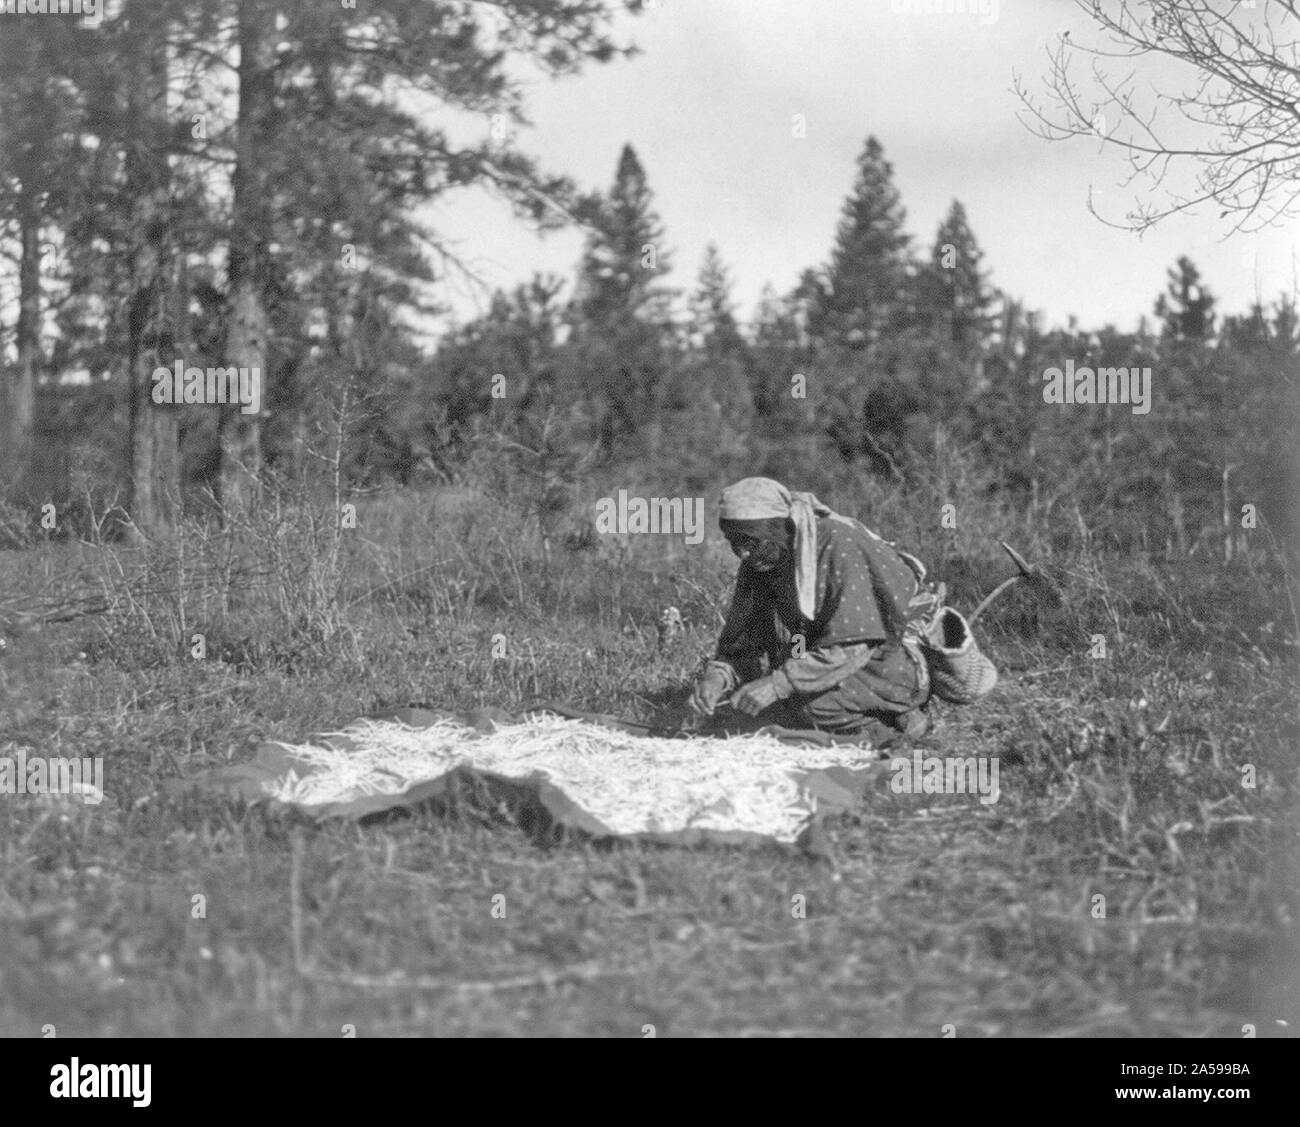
[719,477,859,620]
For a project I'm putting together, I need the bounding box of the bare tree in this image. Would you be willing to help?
[1014,0,1300,233]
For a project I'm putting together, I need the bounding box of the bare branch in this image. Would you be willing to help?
[1015,0,1300,232]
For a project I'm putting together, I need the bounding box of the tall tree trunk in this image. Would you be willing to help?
[124,0,179,538]
[220,0,273,514]
[3,183,43,481]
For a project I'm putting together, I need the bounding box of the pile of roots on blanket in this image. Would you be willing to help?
[264,714,882,842]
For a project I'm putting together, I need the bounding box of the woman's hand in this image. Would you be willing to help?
[687,666,731,717]
[731,675,784,717]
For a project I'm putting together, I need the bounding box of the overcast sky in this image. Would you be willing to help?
[424,0,1298,340]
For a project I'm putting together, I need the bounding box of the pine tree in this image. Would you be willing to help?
[684,243,750,415]
[689,243,743,353]
[921,200,997,367]
[747,282,825,486]
[749,285,804,421]
[793,136,923,474]
[571,143,675,453]
[806,136,913,348]
[971,297,1047,512]
[658,242,751,476]
[1150,258,1235,557]
[1155,257,1217,343]
[575,144,674,329]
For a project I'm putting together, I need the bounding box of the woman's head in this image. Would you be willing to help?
[720,516,791,572]
[718,476,840,620]
[718,479,797,572]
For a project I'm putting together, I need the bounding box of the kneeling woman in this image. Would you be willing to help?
[688,477,932,741]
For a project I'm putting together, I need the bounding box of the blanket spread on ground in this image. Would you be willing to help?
[168,705,893,850]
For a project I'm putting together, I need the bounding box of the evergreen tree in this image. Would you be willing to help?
[1156,257,1217,343]
[683,242,749,415]
[689,242,743,354]
[575,144,674,328]
[658,243,751,478]
[571,143,676,454]
[792,136,925,476]
[749,284,805,422]
[805,136,913,348]
[920,200,997,369]
[1150,258,1233,556]
[1207,294,1299,557]
[971,297,1048,511]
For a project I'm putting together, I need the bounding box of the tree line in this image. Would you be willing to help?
[421,135,1298,561]
[1,2,1295,564]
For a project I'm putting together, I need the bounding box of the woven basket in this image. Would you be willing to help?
[919,607,998,705]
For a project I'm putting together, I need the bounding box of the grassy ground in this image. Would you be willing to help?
[0,486,1296,1037]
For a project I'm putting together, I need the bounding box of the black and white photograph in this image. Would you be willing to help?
[0,0,1296,1077]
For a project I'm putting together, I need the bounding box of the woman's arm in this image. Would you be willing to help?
[712,569,771,687]
[774,641,876,696]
